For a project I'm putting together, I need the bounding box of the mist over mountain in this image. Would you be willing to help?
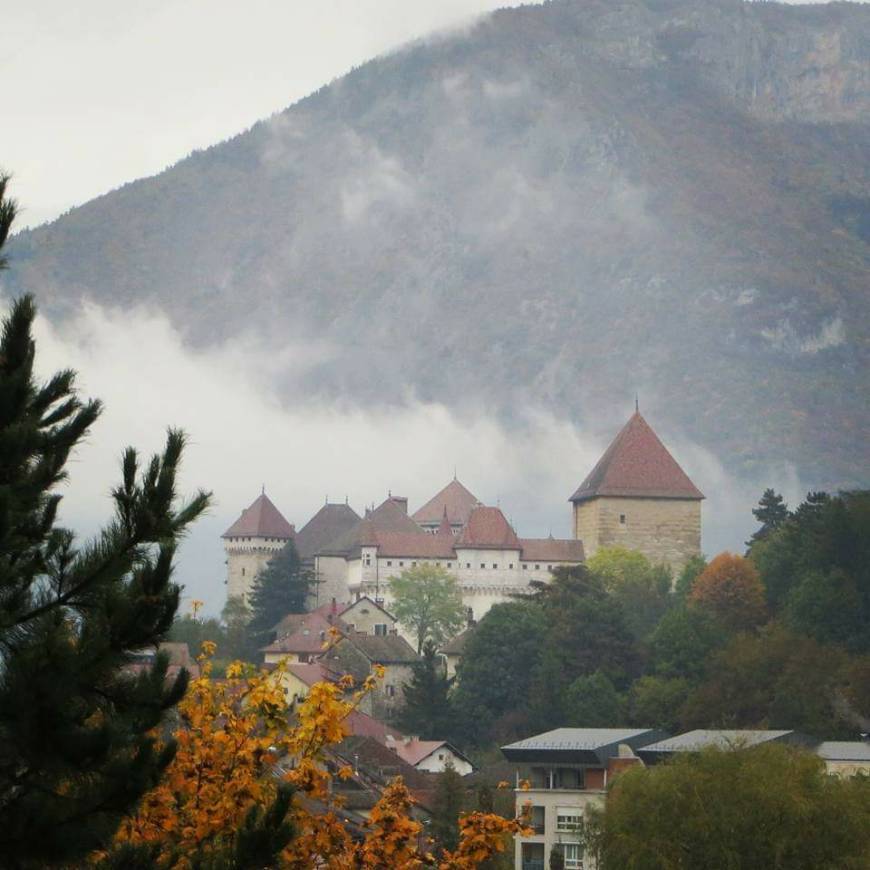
[5,0,869,489]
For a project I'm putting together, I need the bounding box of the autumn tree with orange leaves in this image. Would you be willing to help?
[689,552,767,631]
[99,644,526,869]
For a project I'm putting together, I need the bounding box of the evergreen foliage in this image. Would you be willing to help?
[746,487,789,547]
[430,763,464,856]
[0,289,210,865]
[0,173,16,270]
[674,553,707,600]
[388,563,465,653]
[398,640,453,739]
[562,671,625,727]
[245,539,312,655]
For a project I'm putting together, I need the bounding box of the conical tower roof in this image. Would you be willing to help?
[570,412,704,503]
[222,492,295,538]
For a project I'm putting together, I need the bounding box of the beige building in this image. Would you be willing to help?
[570,411,704,573]
[222,491,295,603]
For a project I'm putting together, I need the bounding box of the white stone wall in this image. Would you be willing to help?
[414,748,474,776]
[312,555,353,608]
[224,536,286,603]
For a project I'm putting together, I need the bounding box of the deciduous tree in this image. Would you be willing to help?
[586,744,870,870]
[689,552,766,631]
[389,563,466,654]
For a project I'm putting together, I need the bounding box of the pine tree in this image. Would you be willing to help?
[0,173,16,270]
[746,488,789,547]
[430,763,465,855]
[397,640,453,739]
[246,539,313,656]
[0,293,210,864]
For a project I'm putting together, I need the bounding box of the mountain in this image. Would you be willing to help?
[4,0,870,488]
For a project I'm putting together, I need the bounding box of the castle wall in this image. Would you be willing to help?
[224,537,286,603]
[574,497,701,573]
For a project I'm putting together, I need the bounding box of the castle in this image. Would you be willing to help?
[222,411,703,619]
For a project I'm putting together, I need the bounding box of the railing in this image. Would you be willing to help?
[522,861,545,870]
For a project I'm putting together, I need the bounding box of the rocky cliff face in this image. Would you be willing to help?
[4,0,869,488]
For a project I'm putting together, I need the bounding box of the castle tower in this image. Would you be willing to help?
[570,412,704,572]
[222,491,295,604]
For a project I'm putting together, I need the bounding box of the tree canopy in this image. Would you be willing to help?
[388,563,466,653]
[689,552,767,631]
[398,640,454,740]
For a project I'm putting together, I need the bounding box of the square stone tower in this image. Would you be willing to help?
[222,491,295,604]
[570,411,704,572]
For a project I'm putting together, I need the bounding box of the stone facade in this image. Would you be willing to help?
[574,496,701,573]
[224,535,287,603]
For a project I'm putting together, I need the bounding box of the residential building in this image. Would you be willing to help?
[261,609,343,665]
[440,624,474,679]
[570,411,704,573]
[321,632,420,720]
[222,491,295,602]
[388,736,475,775]
[636,729,813,764]
[816,741,870,776]
[125,641,200,681]
[501,728,665,870]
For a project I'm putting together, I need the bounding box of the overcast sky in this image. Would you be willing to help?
[3,0,859,229]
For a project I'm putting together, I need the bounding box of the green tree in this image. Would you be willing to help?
[388,563,465,653]
[680,625,852,735]
[430,762,464,855]
[587,547,673,641]
[674,554,707,600]
[221,593,252,661]
[398,640,454,739]
[0,292,210,865]
[627,676,691,731]
[563,671,625,727]
[452,600,546,745]
[650,604,727,681]
[246,539,312,656]
[587,744,870,870]
[0,173,16,270]
[531,566,639,728]
[549,845,565,870]
[746,487,789,547]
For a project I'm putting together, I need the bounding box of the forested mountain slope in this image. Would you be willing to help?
[5,0,870,486]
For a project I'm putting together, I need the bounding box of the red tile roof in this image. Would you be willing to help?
[320,497,423,555]
[456,506,521,550]
[222,492,295,539]
[345,708,405,744]
[518,537,586,562]
[261,611,344,654]
[570,412,704,503]
[285,662,339,687]
[412,478,481,525]
[373,531,456,559]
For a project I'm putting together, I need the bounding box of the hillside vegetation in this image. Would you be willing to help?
[5,0,870,486]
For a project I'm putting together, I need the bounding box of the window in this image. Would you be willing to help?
[374,623,387,636]
[530,805,546,835]
[480,563,486,569]
[562,843,583,869]
[437,753,444,760]
[386,685,395,697]
[386,560,392,567]
[619,513,626,525]
[399,561,404,567]
[241,567,246,576]
[547,564,552,570]
[522,563,528,570]
[509,563,514,570]
[492,563,498,569]
[411,561,417,567]
[556,807,583,834]
[535,564,540,570]
[466,563,471,569]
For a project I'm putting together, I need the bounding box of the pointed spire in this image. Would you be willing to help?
[635,393,639,413]
[437,506,452,538]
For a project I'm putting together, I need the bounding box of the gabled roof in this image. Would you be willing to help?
[502,727,665,765]
[373,531,456,559]
[320,496,423,556]
[440,626,474,656]
[456,506,520,550]
[412,479,481,526]
[518,537,585,562]
[261,611,344,654]
[339,633,420,665]
[394,738,475,771]
[342,596,397,624]
[294,502,360,560]
[570,412,704,503]
[271,600,349,637]
[284,662,340,687]
[222,492,295,539]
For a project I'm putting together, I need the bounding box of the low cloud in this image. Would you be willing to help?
[28,300,796,615]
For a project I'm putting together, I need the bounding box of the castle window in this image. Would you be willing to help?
[411,561,417,567]
[492,563,498,570]
[522,563,528,570]
[386,560,392,567]
[241,568,246,576]
[509,563,514,570]
[480,563,486,569]
[466,563,471,569]
[535,564,540,570]
[399,561,404,567]
[620,514,626,525]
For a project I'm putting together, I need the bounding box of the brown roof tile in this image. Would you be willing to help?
[261,611,344,654]
[373,531,456,559]
[412,479,481,525]
[294,502,360,560]
[222,492,295,539]
[519,537,585,562]
[570,412,704,503]
[440,627,474,656]
[340,633,420,665]
[456,506,520,550]
[320,497,423,556]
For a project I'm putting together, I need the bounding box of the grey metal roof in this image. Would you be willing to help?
[816,741,870,762]
[501,728,665,765]
[639,729,803,756]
